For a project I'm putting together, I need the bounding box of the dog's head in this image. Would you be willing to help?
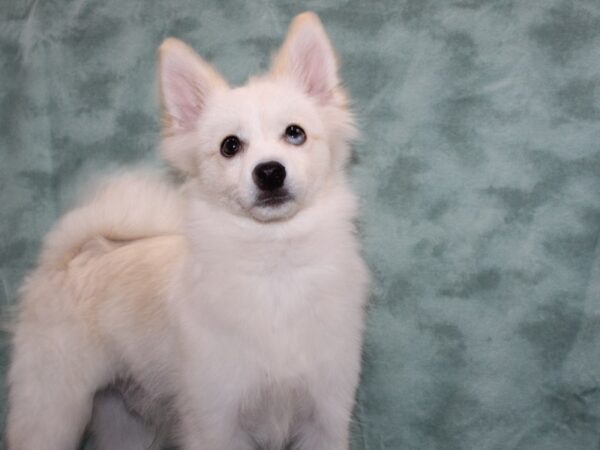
[158,12,356,222]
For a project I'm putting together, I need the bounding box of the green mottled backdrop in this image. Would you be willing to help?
[2,1,600,449]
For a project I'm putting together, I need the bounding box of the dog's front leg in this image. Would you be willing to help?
[293,380,357,450]
[294,416,351,450]
[177,377,254,450]
[179,407,254,450]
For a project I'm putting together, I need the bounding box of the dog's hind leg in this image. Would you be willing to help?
[6,304,110,450]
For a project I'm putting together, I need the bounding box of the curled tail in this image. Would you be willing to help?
[39,170,184,270]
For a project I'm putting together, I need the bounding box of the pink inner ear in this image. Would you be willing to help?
[167,74,202,129]
[289,28,337,103]
[162,60,205,131]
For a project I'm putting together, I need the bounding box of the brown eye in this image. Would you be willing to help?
[220,135,242,158]
[284,124,306,146]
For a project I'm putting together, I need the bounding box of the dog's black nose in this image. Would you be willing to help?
[253,161,286,191]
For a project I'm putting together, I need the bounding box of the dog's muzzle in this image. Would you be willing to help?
[255,190,292,208]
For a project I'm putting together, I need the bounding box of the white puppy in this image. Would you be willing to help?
[7,12,369,450]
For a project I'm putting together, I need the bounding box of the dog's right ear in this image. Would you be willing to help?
[158,38,227,132]
[158,38,228,172]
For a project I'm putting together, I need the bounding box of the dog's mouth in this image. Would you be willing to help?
[254,189,293,208]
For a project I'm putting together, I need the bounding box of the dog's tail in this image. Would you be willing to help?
[39,170,185,270]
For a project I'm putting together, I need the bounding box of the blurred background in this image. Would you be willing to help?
[1,0,600,448]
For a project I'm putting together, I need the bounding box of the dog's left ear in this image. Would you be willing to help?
[271,12,339,104]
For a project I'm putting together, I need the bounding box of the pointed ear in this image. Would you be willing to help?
[158,38,228,133]
[271,12,339,104]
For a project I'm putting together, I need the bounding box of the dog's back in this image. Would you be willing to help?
[7,172,185,449]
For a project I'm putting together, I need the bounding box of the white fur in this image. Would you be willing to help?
[7,12,368,450]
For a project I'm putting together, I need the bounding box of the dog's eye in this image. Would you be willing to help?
[283,124,306,146]
[220,135,242,158]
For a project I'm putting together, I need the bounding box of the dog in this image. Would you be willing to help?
[6,12,369,450]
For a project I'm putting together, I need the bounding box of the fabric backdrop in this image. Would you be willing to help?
[1,0,600,449]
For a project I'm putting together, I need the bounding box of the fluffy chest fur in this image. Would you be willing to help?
[171,191,368,448]
[178,196,365,364]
